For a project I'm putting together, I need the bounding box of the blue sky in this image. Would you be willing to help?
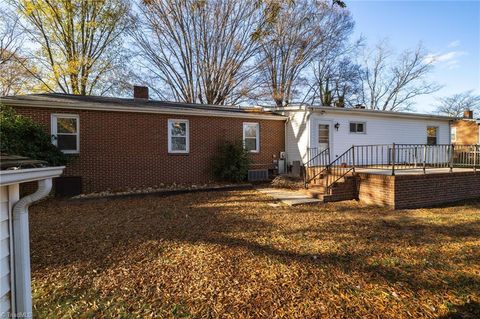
[346,0,480,113]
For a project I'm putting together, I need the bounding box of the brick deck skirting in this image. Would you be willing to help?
[357,171,480,209]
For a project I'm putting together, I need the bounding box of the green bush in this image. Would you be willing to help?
[212,140,251,182]
[0,104,68,166]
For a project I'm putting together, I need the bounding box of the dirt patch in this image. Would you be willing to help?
[72,182,250,199]
[270,174,304,189]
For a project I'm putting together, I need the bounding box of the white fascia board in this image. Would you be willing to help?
[305,106,456,121]
[1,99,286,121]
[0,167,65,186]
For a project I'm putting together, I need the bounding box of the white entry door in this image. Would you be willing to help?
[317,123,330,152]
[309,120,332,163]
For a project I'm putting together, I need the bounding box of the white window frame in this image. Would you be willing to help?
[349,121,366,134]
[51,114,80,154]
[168,119,189,154]
[451,127,457,142]
[243,122,260,153]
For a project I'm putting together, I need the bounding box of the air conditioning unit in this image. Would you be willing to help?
[248,169,269,182]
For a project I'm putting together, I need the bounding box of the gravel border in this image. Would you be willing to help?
[68,183,254,202]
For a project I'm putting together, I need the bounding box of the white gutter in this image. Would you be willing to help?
[12,179,53,318]
[0,166,64,318]
[0,167,65,186]
[275,105,456,121]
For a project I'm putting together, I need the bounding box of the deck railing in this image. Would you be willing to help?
[306,147,330,168]
[325,147,355,193]
[353,144,479,174]
[304,144,479,190]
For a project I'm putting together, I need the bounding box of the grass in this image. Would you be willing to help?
[30,190,480,318]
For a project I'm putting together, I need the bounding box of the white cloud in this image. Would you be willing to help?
[424,51,467,66]
[445,59,460,70]
[448,40,461,48]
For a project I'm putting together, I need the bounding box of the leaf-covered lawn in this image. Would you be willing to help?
[30,190,480,318]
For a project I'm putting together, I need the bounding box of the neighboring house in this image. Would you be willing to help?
[451,110,480,145]
[279,105,453,165]
[0,158,64,318]
[1,89,285,194]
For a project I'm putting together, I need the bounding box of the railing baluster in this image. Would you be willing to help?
[474,145,477,173]
[391,143,396,176]
[449,144,454,172]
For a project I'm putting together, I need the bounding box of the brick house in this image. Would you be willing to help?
[2,89,479,209]
[1,89,286,194]
[451,110,480,145]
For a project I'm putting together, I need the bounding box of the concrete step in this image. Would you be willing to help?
[258,188,324,206]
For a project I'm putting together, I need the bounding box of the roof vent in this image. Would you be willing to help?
[464,109,473,119]
[354,104,366,109]
[134,86,149,101]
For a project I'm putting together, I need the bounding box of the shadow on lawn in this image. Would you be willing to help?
[30,191,480,297]
[438,301,480,319]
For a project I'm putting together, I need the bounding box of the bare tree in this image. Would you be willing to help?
[12,0,130,95]
[256,0,353,107]
[434,90,480,117]
[0,9,22,66]
[0,8,36,96]
[304,36,362,107]
[358,40,441,111]
[132,0,261,105]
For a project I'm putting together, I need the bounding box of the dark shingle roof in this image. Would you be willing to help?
[1,93,272,115]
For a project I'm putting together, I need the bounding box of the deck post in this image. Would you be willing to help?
[391,143,396,176]
[449,144,454,173]
[423,144,427,174]
[352,145,355,174]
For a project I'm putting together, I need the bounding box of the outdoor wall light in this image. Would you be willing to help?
[334,122,340,131]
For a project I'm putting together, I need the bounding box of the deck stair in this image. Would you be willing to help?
[306,170,358,202]
[304,147,358,203]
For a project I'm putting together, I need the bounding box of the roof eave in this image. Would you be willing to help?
[0,98,286,121]
[303,106,457,121]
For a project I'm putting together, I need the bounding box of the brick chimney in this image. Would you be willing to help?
[134,86,149,100]
[464,109,473,119]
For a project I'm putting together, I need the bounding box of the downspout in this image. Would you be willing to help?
[12,178,53,318]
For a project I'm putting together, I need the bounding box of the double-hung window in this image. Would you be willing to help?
[168,119,189,153]
[51,114,79,153]
[450,127,457,143]
[427,126,438,145]
[243,123,259,153]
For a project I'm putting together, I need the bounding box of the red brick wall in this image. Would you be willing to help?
[394,172,480,209]
[13,106,285,193]
[357,174,395,207]
[452,120,479,145]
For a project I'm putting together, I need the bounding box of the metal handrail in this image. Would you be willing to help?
[325,146,354,193]
[306,147,330,167]
[304,147,330,187]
